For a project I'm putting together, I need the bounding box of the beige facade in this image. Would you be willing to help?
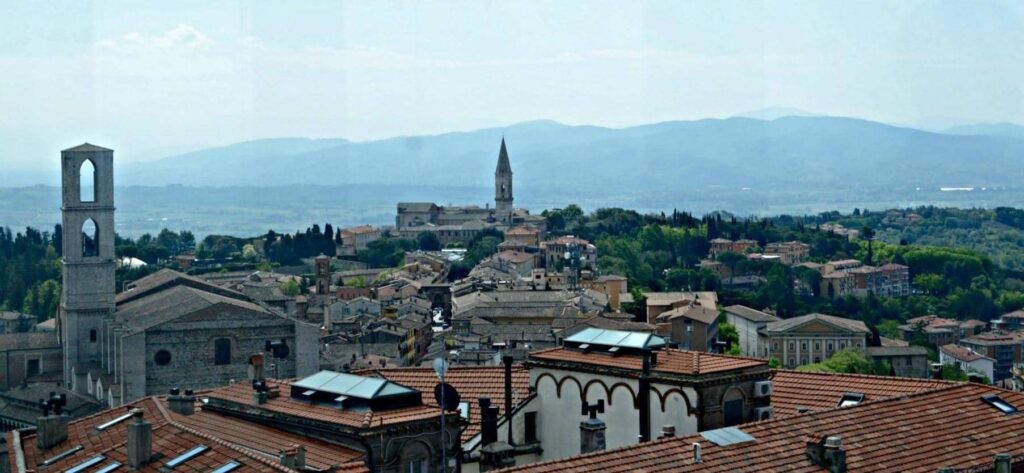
[759,313,870,368]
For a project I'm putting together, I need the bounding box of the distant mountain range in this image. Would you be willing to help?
[117,115,1024,193]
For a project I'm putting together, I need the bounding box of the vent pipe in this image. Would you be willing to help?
[639,349,652,442]
[503,355,514,445]
[692,443,702,464]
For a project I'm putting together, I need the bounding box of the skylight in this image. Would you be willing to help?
[40,446,84,466]
[66,455,105,473]
[982,394,1018,414]
[838,392,865,408]
[700,427,755,446]
[211,461,241,473]
[95,412,134,431]
[95,462,123,473]
[164,445,210,469]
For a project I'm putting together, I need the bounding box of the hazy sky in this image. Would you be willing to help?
[2,0,1023,172]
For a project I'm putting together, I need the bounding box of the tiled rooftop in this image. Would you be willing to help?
[8,397,334,473]
[770,369,952,414]
[361,365,531,439]
[500,383,1024,472]
[205,380,440,428]
[528,347,766,377]
[940,344,995,363]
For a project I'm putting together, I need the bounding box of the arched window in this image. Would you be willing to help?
[82,218,99,257]
[214,338,231,365]
[80,159,96,202]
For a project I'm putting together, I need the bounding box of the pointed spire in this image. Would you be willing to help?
[496,137,512,174]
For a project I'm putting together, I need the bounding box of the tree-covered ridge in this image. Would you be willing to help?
[543,205,1024,329]
[830,206,1024,271]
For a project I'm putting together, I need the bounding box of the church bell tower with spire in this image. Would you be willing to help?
[494,137,514,225]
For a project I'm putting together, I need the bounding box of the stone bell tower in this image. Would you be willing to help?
[60,143,116,393]
[494,137,514,225]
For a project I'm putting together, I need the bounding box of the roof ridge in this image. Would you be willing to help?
[152,395,297,472]
[771,368,960,385]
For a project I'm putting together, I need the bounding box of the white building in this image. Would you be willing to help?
[722,305,781,357]
[939,343,995,382]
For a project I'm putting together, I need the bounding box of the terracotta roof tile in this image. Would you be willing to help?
[528,347,766,376]
[360,365,531,439]
[770,369,952,415]
[501,383,1024,472]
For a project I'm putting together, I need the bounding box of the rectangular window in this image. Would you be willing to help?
[801,342,807,351]
[524,411,538,443]
[723,399,744,426]
[27,358,40,377]
[214,339,231,365]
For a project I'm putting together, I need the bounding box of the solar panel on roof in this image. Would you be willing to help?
[700,427,755,446]
[66,455,105,473]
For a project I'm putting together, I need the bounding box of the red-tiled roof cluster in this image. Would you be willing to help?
[529,347,766,376]
[8,397,369,473]
[769,369,952,414]
[940,344,995,363]
[361,365,531,439]
[500,383,1024,472]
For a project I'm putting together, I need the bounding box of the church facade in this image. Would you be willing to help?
[58,144,319,406]
[395,138,543,243]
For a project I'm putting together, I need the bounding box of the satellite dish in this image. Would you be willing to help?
[434,382,461,411]
[432,357,449,379]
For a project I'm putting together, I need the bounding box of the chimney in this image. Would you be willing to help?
[279,445,306,469]
[659,425,676,439]
[580,400,606,454]
[806,435,846,473]
[479,397,499,447]
[167,388,196,416]
[252,379,269,405]
[503,355,514,445]
[36,392,68,450]
[931,362,943,380]
[692,443,702,464]
[249,353,266,382]
[638,350,652,442]
[127,409,152,470]
[995,453,1012,473]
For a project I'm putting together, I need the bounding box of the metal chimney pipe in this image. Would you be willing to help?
[639,349,652,442]
[503,355,514,444]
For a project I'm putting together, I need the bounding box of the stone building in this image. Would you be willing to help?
[759,313,870,368]
[960,331,1022,382]
[57,144,318,406]
[395,138,544,244]
[865,345,930,378]
[0,332,62,390]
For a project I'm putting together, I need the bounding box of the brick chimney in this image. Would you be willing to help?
[279,444,306,469]
[167,388,195,416]
[127,409,152,470]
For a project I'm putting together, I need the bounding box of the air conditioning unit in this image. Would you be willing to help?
[755,406,774,421]
[753,380,773,398]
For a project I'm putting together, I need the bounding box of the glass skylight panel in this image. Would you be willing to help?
[982,394,1018,414]
[700,427,755,446]
[211,461,241,473]
[66,455,105,473]
[592,330,630,346]
[565,328,602,344]
[164,445,210,469]
[95,412,134,431]
[838,392,865,407]
[292,371,337,390]
[40,446,83,466]
[345,377,385,398]
[620,332,654,349]
[95,462,122,473]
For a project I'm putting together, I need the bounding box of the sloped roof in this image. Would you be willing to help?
[940,344,996,363]
[360,365,531,440]
[528,347,765,377]
[8,397,309,473]
[502,383,1023,473]
[658,303,720,324]
[722,305,780,323]
[762,313,870,335]
[63,142,112,152]
[116,268,250,305]
[770,369,952,414]
[0,332,59,351]
[115,284,278,334]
